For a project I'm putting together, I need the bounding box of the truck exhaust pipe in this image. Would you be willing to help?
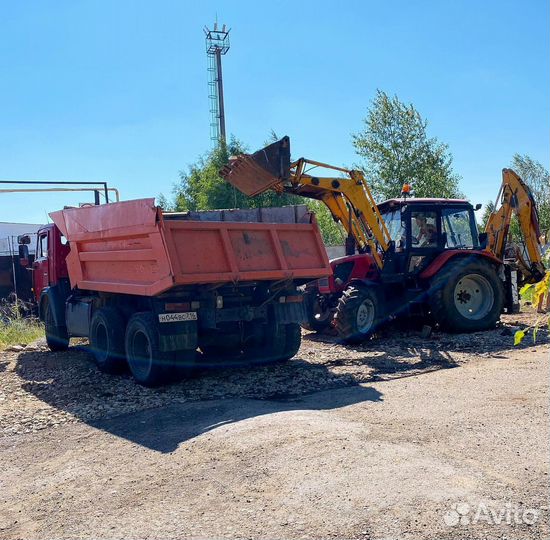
[220,136,291,196]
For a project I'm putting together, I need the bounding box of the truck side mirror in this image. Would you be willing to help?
[17,234,31,245]
[18,244,30,267]
[478,232,488,249]
[474,203,482,211]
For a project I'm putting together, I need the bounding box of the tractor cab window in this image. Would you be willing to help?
[441,208,475,248]
[411,211,437,247]
[381,209,406,251]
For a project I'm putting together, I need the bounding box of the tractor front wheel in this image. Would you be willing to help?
[334,285,382,343]
[301,291,333,333]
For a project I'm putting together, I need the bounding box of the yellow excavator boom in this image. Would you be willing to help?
[485,168,545,283]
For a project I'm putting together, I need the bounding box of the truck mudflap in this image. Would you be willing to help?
[157,320,198,352]
[272,299,307,325]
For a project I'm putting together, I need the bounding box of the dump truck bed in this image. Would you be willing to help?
[50,198,330,296]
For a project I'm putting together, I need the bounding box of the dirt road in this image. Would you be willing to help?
[0,313,548,539]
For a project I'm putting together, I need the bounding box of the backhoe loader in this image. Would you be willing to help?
[221,136,545,342]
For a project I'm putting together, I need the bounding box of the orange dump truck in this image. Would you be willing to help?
[19,198,330,386]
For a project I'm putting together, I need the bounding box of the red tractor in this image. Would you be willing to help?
[222,136,545,342]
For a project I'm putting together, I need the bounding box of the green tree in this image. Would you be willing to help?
[305,200,344,245]
[161,137,301,212]
[352,90,462,200]
[480,200,495,229]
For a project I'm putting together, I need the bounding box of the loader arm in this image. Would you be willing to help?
[485,168,545,283]
[221,137,391,269]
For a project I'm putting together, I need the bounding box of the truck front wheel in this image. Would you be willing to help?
[125,312,172,387]
[90,307,126,373]
[44,300,69,352]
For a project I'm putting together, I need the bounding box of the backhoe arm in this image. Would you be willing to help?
[485,168,545,283]
[221,137,391,269]
[284,158,391,268]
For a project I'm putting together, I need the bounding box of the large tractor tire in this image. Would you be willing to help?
[428,259,504,332]
[90,307,126,374]
[301,291,332,333]
[44,299,69,352]
[125,312,177,387]
[334,285,382,343]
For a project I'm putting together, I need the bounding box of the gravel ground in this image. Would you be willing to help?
[0,311,547,437]
[0,311,548,539]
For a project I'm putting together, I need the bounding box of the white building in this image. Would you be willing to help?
[0,222,44,256]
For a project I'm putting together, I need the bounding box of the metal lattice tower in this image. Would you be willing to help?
[204,22,230,145]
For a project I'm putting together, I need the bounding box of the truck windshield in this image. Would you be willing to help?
[441,208,476,248]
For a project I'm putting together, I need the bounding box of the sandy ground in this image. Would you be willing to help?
[0,312,548,539]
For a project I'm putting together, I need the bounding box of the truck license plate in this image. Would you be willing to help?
[158,312,198,323]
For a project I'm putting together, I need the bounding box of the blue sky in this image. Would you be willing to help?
[1,0,548,224]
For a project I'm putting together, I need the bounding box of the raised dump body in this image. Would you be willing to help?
[30,198,331,386]
[50,198,330,296]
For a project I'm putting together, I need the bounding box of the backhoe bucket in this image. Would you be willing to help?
[220,136,291,196]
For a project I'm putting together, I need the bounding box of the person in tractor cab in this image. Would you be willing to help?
[414,213,437,247]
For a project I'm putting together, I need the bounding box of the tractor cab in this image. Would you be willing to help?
[378,198,482,277]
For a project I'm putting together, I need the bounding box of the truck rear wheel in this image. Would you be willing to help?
[90,307,126,374]
[428,260,504,332]
[334,285,382,343]
[125,312,173,387]
[278,323,301,362]
[244,317,286,364]
[44,300,69,352]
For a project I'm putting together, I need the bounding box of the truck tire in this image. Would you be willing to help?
[429,259,504,332]
[90,307,126,374]
[244,318,286,364]
[125,312,173,387]
[277,323,302,362]
[301,291,332,332]
[44,299,69,352]
[334,285,382,343]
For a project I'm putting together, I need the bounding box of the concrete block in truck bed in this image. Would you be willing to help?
[163,205,310,224]
[49,199,331,296]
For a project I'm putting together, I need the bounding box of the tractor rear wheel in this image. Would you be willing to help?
[428,260,504,332]
[334,285,382,343]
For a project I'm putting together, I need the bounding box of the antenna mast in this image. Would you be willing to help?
[204,22,231,145]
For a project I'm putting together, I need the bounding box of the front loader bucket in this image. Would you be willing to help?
[220,136,291,196]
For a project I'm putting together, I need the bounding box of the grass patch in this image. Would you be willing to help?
[0,302,44,350]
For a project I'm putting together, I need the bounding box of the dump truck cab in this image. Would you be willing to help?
[31,223,70,299]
